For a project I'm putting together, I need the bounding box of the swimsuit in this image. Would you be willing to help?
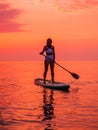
[45,47,54,62]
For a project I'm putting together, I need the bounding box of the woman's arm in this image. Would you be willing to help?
[40,46,46,55]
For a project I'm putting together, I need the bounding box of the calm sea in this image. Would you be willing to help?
[0,60,98,130]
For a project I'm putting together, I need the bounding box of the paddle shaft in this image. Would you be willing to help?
[54,61,72,74]
[42,54,71,74]
[41,54,79,79]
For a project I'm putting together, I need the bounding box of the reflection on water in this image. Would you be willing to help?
[42,89,54,130]
[0,61,98,130]
[0,111,5,125]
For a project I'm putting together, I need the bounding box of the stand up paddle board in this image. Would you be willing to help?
[34,78,70,91]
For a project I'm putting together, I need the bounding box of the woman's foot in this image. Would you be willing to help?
[52,80,54,83]
[44,80,46,84]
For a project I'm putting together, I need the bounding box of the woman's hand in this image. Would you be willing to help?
[39,52,43,55]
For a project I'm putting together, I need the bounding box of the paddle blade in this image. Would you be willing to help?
[71,73,79,79]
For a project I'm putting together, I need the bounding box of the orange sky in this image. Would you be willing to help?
[0,0,98,60]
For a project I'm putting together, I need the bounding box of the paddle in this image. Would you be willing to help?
[41,54,79,80]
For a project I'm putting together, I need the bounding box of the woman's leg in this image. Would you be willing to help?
[50,61,54,83]
[43,60,49,83]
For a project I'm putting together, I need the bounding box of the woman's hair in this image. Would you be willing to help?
[47,38,52,44]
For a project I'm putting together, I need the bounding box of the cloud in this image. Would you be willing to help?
[0,3,23,33]
[35,0,98,12]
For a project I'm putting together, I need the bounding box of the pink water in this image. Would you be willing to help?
[0,60,98,130]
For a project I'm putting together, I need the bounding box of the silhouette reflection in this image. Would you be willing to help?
[42,88,54,130]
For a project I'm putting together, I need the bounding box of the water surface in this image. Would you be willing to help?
[0,60,98,130]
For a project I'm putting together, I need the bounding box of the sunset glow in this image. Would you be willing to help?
[0,0,98,60]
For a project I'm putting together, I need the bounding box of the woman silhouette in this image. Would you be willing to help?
[40,38,55,84]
